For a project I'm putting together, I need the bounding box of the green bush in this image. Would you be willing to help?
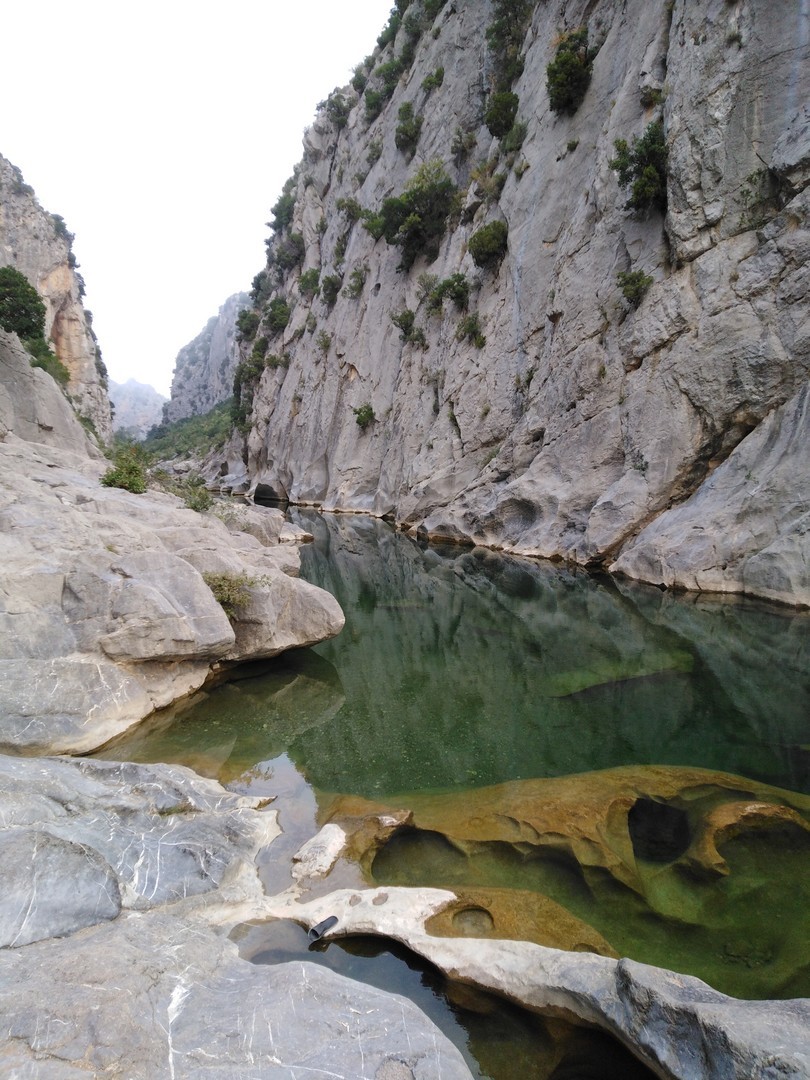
[202,571,260,618]
[617,269,653,306]
[546,28,592,115]
[266,298,291,333]
[369,160,459,271]
[451,126,477,165]
[391,307,427,346]
[325,90,351,129]
[456,312,486,347]
[0,266,46,339]
[486,0,533,90]
[268,174,297,232]
[471,157,507,203]
[609,121,668,212]
[101,446,148,494]
[353,402,375,430]
[298,269,320,298]
[180,475,213,513]
[485,91,519,138]
[377,7,402,48]
[367,139,383,166]
[344,264,369,299]
[236,309,260,342]
[427,273,469,313]
[336,196,364,222]
[316,329,332,357]
[395,102,423,154]
[25,336,70,386]
[275,232,305,271]
[468,220,508,268]
[422,66,444,92]
[321,274,343,306]
[501,120,527,154]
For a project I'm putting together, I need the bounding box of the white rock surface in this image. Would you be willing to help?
[228,0,808,607]
[0,155,112,441]
[0,332,345,754]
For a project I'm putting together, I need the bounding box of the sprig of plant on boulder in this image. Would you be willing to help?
[468,220,508,268]
[100,445,148,494]
[546,27,593,115]
[609,121,668,213]
[202,571,266,619]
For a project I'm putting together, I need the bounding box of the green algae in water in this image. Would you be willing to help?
[90,512,810,1004]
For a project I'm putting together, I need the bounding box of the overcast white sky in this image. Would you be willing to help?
[2,0,392,395]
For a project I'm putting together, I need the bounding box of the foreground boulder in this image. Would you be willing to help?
[267,886,810,1080]
[0,754,471,1079]
[0,327,344,754]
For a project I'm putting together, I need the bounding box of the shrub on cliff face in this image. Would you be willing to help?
[0,266,46,340]
[265,298,291,333]
[236,309,259,342]
[546,28,593,115]
[468,220,508,268]
[365,160,459,272]
[485,92,519,138]
[353,402,375,430]
[202,571,265,619]
[395,102,423,155]
[617,269,653,306]
[486,0,533,89]
[609,121,668,212]
[24,335,70,387]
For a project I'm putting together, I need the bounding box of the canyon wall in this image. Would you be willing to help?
[164,291,249,423]
[0,155,112,442]
[230,0,809,607]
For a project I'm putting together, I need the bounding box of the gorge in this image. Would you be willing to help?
[1,0,809,1076]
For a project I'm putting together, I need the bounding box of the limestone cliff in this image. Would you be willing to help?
[229,0,809,607]
[109,378,167,439]
[0,155,113,442]
[164,291,249,423]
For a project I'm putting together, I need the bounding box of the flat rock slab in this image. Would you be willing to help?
[0,754,278,945]
[0,912,472,1079]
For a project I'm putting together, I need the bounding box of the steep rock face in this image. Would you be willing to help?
[0,155,112,442]
[164,291,249,423]
[235,0,809,607]
[109,377,167,439]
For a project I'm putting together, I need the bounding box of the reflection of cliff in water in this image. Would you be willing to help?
[292,511,809,798]
[93,650,345,785]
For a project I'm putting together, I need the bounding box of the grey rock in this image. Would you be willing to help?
[221,0,809,608]
[0,154,112,442]
[269,886,810,1080]
[0,418,344,753]
[164,292,249,423]
[108,376,167,439]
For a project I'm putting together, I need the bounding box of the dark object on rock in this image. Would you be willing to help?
[308,915,339,942]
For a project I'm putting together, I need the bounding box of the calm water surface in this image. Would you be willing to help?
[93,512,810,1073]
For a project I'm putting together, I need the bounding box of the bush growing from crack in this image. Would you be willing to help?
[395,102,423,155]
[617,269,653,306]
[485,92,519,138]
[321,274,343,307]
[456,312,486,347]
[101,445,148,494]
[427,273,470,313]
[609,121,668,212]
[353,402,375,430]
[202,571,267,619]
[344,264,369,299]
[546,27,593,115]
[468,220,508,268]
[266,298,291,333]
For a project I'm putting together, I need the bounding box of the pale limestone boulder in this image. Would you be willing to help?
[268,886,810,1080]
[0,361,345,752]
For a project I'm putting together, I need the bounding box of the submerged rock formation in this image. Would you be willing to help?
[0,329,344,754]
[109,376,167,439]
[0,154,112,442]
[227,0,808,607]
[164,291,249,423]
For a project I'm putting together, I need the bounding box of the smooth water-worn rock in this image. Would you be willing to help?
[227,0,808,607]
[0,155,111,441]
[267,886,810,1080]
[0,344,344,753]
[0,753,470,1079]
